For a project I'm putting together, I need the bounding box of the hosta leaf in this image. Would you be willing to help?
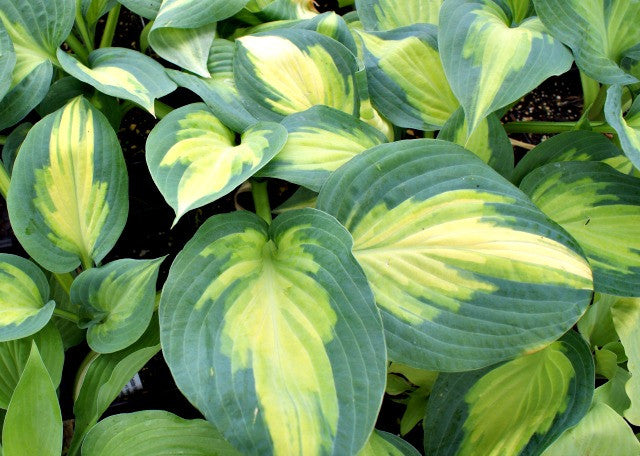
[294,12,359,56]
[610,296,640,425]
[594,367,632,416]
[68,318,160,456]
[605,84,640,170]
[317,139,593,371]
[0,323,63,409]
[148,0,247,76]
[0,22,15,102]
[244,0,318,21]
[82,411,241,456]
[437,108,513,178]
[0,254,55,342]
[1,122,31,175]
[258,105,387,191]
[57,48,177,115]
[272,186,318,214]
[160,209,386,455]
[7,97,129,273]
[358,430,420,456]
[439,0,573,133]
[2,343,62,456]
[512,130,634,186]
[71,258,163,353]
[117,0,161,19]
[36,77,92,117]
[0,0,74,129]
[521,161,640,296]
[533,0,640,84]
[234,29,360,121]
[356,0,442,30]
[48,274,85,350]
[423,331,594,456]
[577,293,618,348]
[541,402,640,456]
[359,25,459,130]
[146,103,287,223]
[82,0,118,28]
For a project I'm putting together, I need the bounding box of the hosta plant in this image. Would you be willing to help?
[0,0,639,455]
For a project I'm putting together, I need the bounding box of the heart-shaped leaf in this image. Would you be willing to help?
[160,209,386,455]
[57,47,177,115]
[423,331,594,456]
[82,411,241,456]
[234,29,360,121]
[359,25,459,130]
[317,139,593,371]
[0,254,55,342]
[604,84,640,171]
[439,0,573,133]
[7,96,129,272]
[521,161,640,296]
[258,105,387,191]
[533,0,640,84]
[146,103,287,224]
[356,0,442,31]
[71,257,164,353]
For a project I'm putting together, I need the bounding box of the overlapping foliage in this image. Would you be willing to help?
[0,0,639,455]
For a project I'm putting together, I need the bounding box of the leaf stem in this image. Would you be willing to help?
[99,3,121,48]
[503,121,615,134]
[251,179,272,224]
[0,163,10,199]
[53,307,80,324]
[65,33,90,63]
[53,272,74,294]
[75,0,95,52]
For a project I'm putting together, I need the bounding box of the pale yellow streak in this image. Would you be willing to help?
[0,263,44,326]
[373,0,442,28]
[74,64,151,110]
[0,14,51,87]
[33,98,109,265]
[239,35,355,116]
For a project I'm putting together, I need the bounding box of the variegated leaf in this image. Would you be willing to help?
[533,0,640,84]
[71,258,164,353]
[258,105,388,191]
[0,0,74,129]
[7,97,128,273]
[146,103,287,224]
[160,209,386,455]
[423,331,594,456]
[521,161,640,296]
[57,48,177,115]
[317,139,593,371]
[605,84,640,171]
[0,21,15,102]
[359,25,459,130]
[149,0,247,76]
[439,0,573,133]
[358,430,420,456]
[512,130,634,185]
[244,0,318,21]
[0,254,55,342]
[356,0,442,30]
[234,29,360,121]
[437,108,513,178]
[82,0,118,28]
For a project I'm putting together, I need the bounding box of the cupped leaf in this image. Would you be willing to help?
[358,430,420,456]
[148,0,247,76]
[0,254,55,342]
[317,139,593,371]
[0,323,63,409]
[146,103,287,223]
[0,0,74,129]
[294,12,359,56]
[577,293,618,348]
[594,367,632,416]
[521,161,640,296]
[258,105,387,190]
[57,48,177,115]
[610,296,640,425]
[437,108,513,178]
[356,0,442,30]
[512,130,633,186]
[541,402,640,456]
[68,318,160,456]
[160,209,386,455]
[605,84,640,170]
[82,410,241,456]
[117,0,161,19]
[359,25,459,130]
[533,0,640,84]
[71,257,163,353]
[2,343,62,456]
[7,96,129,273]
[423,331,594,456]
[234,29,360,121]
[439,0,573,133]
